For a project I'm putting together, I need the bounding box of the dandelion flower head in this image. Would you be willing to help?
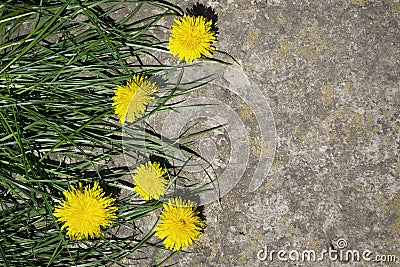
[53,182,117,240]
[154,197,204,251]
[112,75,157,124]
[133,161,168,201]
[168,14,217,62]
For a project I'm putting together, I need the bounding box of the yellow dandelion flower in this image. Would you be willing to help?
[112,75,157,124]
[154,197,204,251]
[168,14,217,62]
[53,182,117,241]
[133,161,168,200]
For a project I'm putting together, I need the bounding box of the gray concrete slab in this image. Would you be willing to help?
[159,0,399,266]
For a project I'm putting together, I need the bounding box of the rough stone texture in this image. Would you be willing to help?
[152,0,399,266]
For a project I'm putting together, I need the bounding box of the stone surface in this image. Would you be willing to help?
[151,0,400,266]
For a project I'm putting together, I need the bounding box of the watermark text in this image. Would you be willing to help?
[257,239,397,263]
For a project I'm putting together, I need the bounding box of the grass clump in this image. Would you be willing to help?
[0,0,226,266]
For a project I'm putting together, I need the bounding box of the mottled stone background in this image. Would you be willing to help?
[147,0,400,266]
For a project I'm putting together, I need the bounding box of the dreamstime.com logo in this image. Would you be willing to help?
[257,238,397,263]
[122,61,276,205]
